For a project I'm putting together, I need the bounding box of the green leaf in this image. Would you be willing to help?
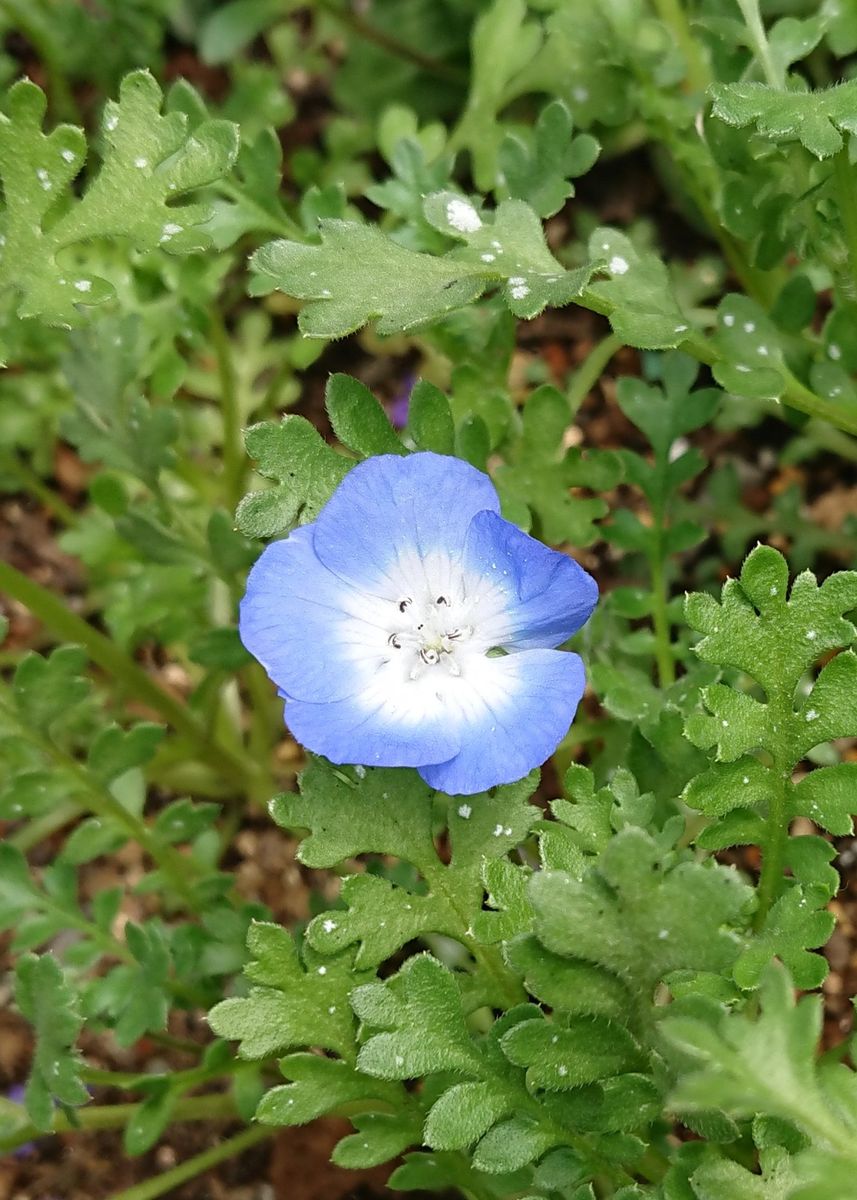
[236,415,350,538]
[733,886,833,991]
[587,228,690,349]
[332,1111,421,1168]
[10,645,91,731]
[123,1081,174,1155]
[472,859,534,944]
[15,954,88,1131]
[199,0,284,65]
[472,1115,559,1174]
[0,71,238,326]
[306,873,457,969]
[683,548,857,839]
[325,374,404,457]
[250,219,485,336]
[406,380,455,453]
[271,760,436,869]
[711,296,788,400]
[690,1148,799,1200]
[505,935,631,1022]
[664,963,857,1153]
[530,828,752,997]
[424,193,595,319]
[792,764,857,836]
[549,764,655,859]
[257,1053,402,1126]
[87,722,163,785]
[60,318,180,486]
[710,79,857,159]
[89,921,171,1046]
[493,385,621,545]
[152,798,220,845]
[209,921,362,1060]
[252,195,594,336]
[451,0,542,190]
[424,1080,514,1151]
[500,1014,643,1090]
[354,953,482,1079]
[499,100,599,218]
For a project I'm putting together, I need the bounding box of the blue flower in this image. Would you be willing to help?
[240,452,598,796]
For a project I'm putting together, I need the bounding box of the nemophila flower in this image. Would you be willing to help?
[240,453,597,795]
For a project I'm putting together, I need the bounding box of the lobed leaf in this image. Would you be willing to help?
[710,79,857,159]
[15,954,89,1131]
[0,71,238,329]
[208,921,362,1059]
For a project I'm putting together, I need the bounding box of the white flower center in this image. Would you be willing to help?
[385,593,475,679]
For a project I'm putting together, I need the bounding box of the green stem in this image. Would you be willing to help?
[10,455,79,526]
[81,1057,266,1094]
[0,1093,241,1155]
[58,753,198,909]
[0,559,258,794]
[209,313,245,513]
[735,0,783,88]
[650,0,711,93]
[754,771,791,931]
[649,535,675,688]
[108,1125,272,1200]
[567,332,623,416]
[833,146,857,302]
[579,289,857,439]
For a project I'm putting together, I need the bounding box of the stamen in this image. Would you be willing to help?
[435,595,449,606]
[420,647,440,666]
[388,634,402,649]
[398,598,412,613]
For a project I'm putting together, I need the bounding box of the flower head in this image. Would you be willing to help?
[240,452,597,795]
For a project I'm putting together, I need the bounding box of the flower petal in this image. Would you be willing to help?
[239,526,392,703]
[463,510,598,650]
[417,650,586,795]
[312,452,501,597]
[283,670,462,768]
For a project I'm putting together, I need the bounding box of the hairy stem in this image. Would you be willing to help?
[209,312,246,513]
[754,773,791,931]
[649,535,675,688]
[833,146,857,303]
[567,332,623,416]
[754,696,793,929]
[735,0,783,89]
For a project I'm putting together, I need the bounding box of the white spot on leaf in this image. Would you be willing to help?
[446,197,481,233]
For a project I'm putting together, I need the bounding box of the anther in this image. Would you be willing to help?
[398,598,412,613]
[435,595,449,606]
[388,634,402,649]
[420,647,440,666]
